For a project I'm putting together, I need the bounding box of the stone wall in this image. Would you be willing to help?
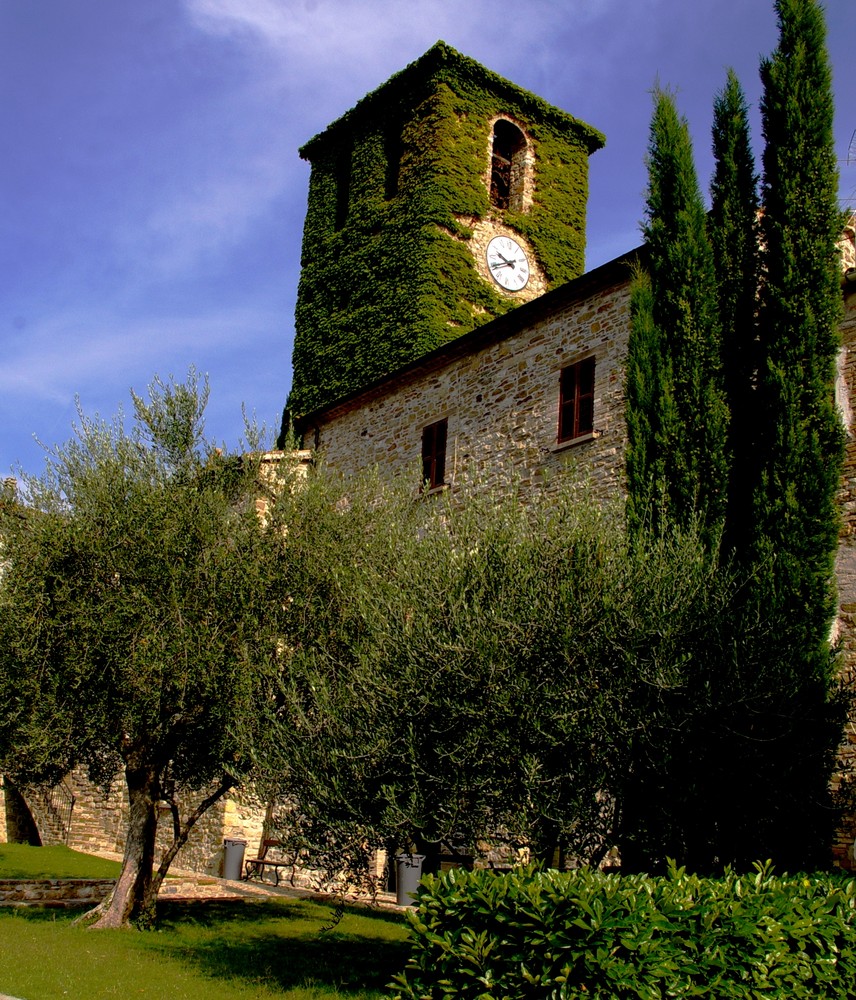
[308,268,632,500]
[0,878,114,908]
[832,267,856,869]
[837,281,856,534]
[152,784,268,876]
[16,768,269,877]
[64,769,126,856]
[0,779,5,844]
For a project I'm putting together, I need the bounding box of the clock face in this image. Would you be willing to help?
[486,235,530,292]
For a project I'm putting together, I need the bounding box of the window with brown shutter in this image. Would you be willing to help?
[558,357,595,443]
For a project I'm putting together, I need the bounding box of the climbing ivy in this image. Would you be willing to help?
[286,42,605,419]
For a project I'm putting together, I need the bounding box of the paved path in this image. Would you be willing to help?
[86,852,405,911]
[160,871,405,912]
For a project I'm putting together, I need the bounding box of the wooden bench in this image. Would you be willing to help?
[243,839,296,887]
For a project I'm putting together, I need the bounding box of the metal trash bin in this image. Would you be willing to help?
[223,838,247,881]
[395,853,425,906]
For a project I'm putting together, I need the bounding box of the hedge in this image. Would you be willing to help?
[391,863,856,999]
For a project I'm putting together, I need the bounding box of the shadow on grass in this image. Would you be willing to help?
[147,898,412,994]
[0,907,81,923]
[159,897,407,927]
[157,897,317,926]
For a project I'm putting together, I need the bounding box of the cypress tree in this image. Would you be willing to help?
[722,0,847,868]
[709,70,761,557]
[752,0,844,644]
[625,89,729,546]
[622,92,730,870]
[626,268,669,537]
[623,1,848,869]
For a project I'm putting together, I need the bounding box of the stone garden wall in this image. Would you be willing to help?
[0,878,114,907]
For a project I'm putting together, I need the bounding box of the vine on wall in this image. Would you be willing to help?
[287,41,606,419]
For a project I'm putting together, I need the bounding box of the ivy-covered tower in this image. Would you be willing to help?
[285,41,605,420]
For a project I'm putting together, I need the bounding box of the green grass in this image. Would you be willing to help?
[0,898,410,999]
[0,844,122,879]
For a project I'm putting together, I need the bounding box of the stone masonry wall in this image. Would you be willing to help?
[0,778,5,843]
[312,274,631,499]
[65,768,126,856]
[0,878,114,908]
[152,784,268,876]
[59,768,266,876]
[832,265,856,869]
[837,282,856,534]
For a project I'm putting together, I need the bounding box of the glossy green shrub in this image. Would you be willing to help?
[391,864,856,999]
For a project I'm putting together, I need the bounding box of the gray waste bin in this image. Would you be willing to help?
[223,838,247,881]
[395,853,425,906]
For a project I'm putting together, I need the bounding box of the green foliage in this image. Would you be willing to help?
[709,70,760,556]
[625,89,728,547]
[393,864,856,999]
[710,0,847,870]
[259,464,758,874]
[0,370,292,925]
[616,619,849,873]
[287,42,604,418]
[622,1,848,874]
[625,265,675,537]
[749,0,844,654]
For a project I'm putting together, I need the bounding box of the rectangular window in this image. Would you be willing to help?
[421,418,447,489]
[558,357,595,443]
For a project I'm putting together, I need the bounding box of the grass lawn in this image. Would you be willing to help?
[0,843,122,879]
[0,898,411,999]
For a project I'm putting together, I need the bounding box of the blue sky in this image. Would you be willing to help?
[2,0,854,477]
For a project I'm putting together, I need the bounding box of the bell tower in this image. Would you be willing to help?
[285,41,604,422]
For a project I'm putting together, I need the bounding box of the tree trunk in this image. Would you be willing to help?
[138,776,237,917]
[88,763,160,929]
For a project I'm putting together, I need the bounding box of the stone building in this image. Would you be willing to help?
[293,246,640,499]
[290,220,856,870]
[4,44,856,876]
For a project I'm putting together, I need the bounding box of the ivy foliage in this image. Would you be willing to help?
[287,41,605,418]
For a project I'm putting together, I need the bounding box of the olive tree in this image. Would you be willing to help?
[0,372,292,927]
[263,467,739,874]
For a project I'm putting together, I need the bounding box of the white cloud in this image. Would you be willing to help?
[0,305,281,405]
[128,152,293,280]
[187,0,463,56]
[183,0,623,97]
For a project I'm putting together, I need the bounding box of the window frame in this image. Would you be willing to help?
[557,356,596,444]
[421,418,448,491]
[489,119,528,213]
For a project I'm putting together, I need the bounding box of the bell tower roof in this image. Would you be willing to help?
[300,41,604,161]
